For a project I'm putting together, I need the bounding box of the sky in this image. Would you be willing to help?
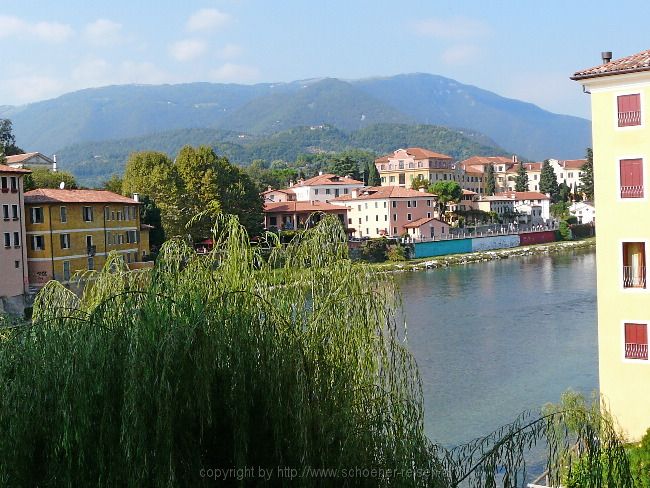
[2,0,650,119]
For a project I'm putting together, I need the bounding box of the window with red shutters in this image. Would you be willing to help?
[618,94,641,127]
[625,323,648,360]
[620,158,644,198]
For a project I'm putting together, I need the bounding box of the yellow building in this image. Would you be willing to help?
[375,147,459,188]
[24,189,151,289]
[572,49,650,440]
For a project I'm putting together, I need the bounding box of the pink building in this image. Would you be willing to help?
[331,186,442,238]
[0,164,30,312]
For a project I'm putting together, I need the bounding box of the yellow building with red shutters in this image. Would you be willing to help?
[572,49,650,440]
[24,189,150,289]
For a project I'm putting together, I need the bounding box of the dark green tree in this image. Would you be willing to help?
[515,162,529,192]
[540,159,560,202]
[367,161,381,186]
[102,175,123,194]
[580,148,594,201]
[410,175,429,191]
[361,160,370,185]
[558,181,571,202]
[0,119,24,157]
[139,195,165,250]
[429,181,462,221]
[328,156,360,180]
[485,163,496,195]
[572,181,582,202]
[23,169,78,191]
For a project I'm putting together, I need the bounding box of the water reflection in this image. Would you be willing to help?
[395,250,598,447]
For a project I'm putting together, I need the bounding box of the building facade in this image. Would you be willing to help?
[263,201,348,231]
[572,49,650,440]
[24,189,149,289]
[289,173,364,202]
[375,148,459,189]
[0,165,30,311]
[5,152,56,171]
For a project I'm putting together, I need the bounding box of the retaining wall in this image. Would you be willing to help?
[518,231,556,246]
[471,234,520,252]
[413,238,472,258]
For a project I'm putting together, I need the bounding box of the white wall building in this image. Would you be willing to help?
[289,173,364,202]
[569,201,595,224]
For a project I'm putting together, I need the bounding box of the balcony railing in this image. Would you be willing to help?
[619,110,641,127]
[623,265,646,288]
[620,185,644,198]
[625,342,648,360]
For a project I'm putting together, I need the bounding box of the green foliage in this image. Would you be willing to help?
[628,428,650,487]
[515,162,529,192]
[23,168,78,191]
[558,220,571,240]
[566,216,578,225]
[328,155,360,180]
[581,148,594,201]
[411,175,429,190]
[387,244,409,261]
[360,238,389,262]
[550,201,570,219]
[428,181,462,221]
[140,195,165,249]
[570,223,595,239]
[0,119,24,156]
[102,174,123,194]
[540,159,560,202]
[368,160,382,186]
[558,182,571,203]
[485,163,496,195]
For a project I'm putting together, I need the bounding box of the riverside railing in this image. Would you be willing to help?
[405,222,559,243]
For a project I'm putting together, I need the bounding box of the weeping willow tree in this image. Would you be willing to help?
[0,215,633,487]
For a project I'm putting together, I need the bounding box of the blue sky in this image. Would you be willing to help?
[2,0,649,118]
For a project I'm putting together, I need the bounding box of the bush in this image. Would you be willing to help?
[628,428,650,487]
[387,244,408,261]
[360,237,389,262]
[557,220,572,240]
[570,223,595,239]
[566,216,578,225]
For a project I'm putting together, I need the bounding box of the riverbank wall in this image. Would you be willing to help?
[412,230,556,259]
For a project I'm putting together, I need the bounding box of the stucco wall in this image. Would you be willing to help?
[471,234,520,252]
[518,231,556,246]
[413,238,472,258]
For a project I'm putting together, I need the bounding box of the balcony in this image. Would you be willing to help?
[625,343,648,360]
[621,185,644,198]
[87,245,96,256]
[623,265,646,288]
[618,110,641,127]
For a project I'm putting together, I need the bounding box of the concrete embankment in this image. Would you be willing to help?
[374,238,596,273]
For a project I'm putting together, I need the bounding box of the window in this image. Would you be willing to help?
[60,206,67,223]
[86,235,94,249]
[63,261,71,281]
[344,188,349,194]
[389,176,395,183]
[83,206,93,222]
[13,232,19,247]
[11,204,18,220]
[383,202,386,208]
[427,212,431,218]
[31,235,45,251]
[393,214,397,221]
[3,233,10,248]
[126,230,138,243]
[104,207,110,220]
[624,323,648,360]
[0,177,7,192]
[30,207,44,224]
[374,202,378,208]
[407,213,412,221]
[620,158,644,198]
[88,257,95,270]
[269,216,277,226]
[60,234,71,249]
[358,218,362,224]
[426,200,431,207]
[398,174,405,185]
[14,261,19,269]
[412,200,417,208]
[325,189,331,195]
[364,203,368,209]
[623,242,646,288]
[314,189,319,195]
[357,205,361,211]
[2,205,8,220]
[407,201,411,208]
[384,214,388,221]
[393,227,397,234]
[617,94,641,127]
[10,177,17,192]
[375,215,379,221]
[398,160,404,169]
[391,201,396,208]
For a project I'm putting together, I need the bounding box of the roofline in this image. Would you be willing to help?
[570,65,650,81]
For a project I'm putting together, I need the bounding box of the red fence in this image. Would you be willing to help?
[518,230,556,246]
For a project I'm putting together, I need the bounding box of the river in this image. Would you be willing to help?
[395,248,598,448]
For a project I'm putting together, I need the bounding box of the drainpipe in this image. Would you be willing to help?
[18,177,27,294]
[48,205,54,281]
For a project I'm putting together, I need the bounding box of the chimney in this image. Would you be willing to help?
[289,180,294,187]
[512,155,518,163]
[133,193,140,202]
[318,170,323,176]
[267,186,272,192]
[52,154,57,172]
[351,189,358,198]
[601,51,612,64]
[418,187,425,192]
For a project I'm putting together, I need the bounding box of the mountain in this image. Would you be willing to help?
[3,74,591,161]
[56,123,507,187]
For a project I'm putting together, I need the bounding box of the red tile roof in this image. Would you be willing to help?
[376,147,453,162]
[460,156,513,167]
[0,164,31,174]
[4,152,41,164]
[331,186,436,201]
[24,189,140,204]
[572,49,650,80]
[263,201,345,213]
[494,191,550,201]
[261,188,295,195]
[559,159,586,169]
[403,216,447,228]
[522,162,542,171]
[292,173,363,187]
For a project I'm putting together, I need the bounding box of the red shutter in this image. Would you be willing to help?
[620,158,644,198]
[625,323,649,359]
[618,94,641,126]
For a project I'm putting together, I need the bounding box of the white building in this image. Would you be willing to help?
[477,191,550,225]
[289,173,364,202]
[5,152,56,171]
[569,201,595,224]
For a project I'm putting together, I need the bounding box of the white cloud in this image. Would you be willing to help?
[186,8,230,32]
[441,44,480,65]
[72,58,167,87]
[219,43,243,59]
[0,15,72,42]
[0,75,64,104]
[84,19,123,46]
[169,39,207,61]
[210,63,259,82]
[415,16,490,41]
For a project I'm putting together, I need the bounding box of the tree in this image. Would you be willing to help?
[23,169,78,191]
[139,195,165,250]
[361,160,370,185]
[410,175,429,191]
[540,159,560,202]
[102,175,123,195]
[328,155,360,180]
[0,119,24,157]
[485,163,496,195]
[572,181,582,202]
[429,181,462,221]
[515,162,529,192]
[580,148,594,201]
[367,161,381,186]
[558,181,571,203]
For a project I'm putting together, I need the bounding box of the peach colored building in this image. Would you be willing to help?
[375,148,460,189]
[0,165,30,310]
[331,186,442,239]
[262,188,296,203]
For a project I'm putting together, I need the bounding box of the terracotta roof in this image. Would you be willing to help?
[24,189,140,204]
[460,156,513,167]
[377,147,453,162]
[559,159,586,169]
[493,191,550,201]
[572,49,650,80]
[403,216,447,228]
[263,201,346,213]
[462,189,477,195]
[522,162,542,171]
[0,164,31,174]
[261,188,295,195]
[4,152,41,164]
[331,186,437,201]
[292,173,363,187]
